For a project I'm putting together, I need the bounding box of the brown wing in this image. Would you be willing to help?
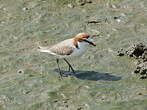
[49,46,74,55]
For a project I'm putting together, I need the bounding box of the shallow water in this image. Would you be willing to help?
[0,0,147,110]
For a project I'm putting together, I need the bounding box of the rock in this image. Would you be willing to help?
[126,43,146,58]
[135,61,147,73]
[142,50,147,61]
[117,48,125,56]
[118,42,147,79]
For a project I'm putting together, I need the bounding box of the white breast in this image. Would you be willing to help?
[71,42,87,56]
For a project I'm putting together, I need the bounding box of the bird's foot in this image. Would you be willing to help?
[59,72,69,77]
[68,66,76,75]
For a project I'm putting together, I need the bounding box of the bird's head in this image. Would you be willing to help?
[73,33,96,48]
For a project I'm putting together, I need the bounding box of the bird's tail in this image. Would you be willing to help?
[38,46,51,53]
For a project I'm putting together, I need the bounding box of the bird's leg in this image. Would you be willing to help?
[68,66,71,71]
[63,58,75,74]
[56,59,63,77]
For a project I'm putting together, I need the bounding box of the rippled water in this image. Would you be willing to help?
[0,0,147,110]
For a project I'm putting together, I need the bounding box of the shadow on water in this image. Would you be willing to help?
[54,69,121,81]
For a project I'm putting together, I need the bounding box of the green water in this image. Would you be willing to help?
[0,0,147,110]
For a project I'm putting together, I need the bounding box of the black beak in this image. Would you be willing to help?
[82,39,96,46]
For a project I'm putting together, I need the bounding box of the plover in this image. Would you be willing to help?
[38,33,96,76]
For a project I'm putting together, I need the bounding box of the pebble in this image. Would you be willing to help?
[67,4,74,8]
[22,7,29,11]
[17,69,24,74]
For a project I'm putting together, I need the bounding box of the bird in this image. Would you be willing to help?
[38,33,96,77]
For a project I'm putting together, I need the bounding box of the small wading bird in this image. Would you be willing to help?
[38,33,96,77]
